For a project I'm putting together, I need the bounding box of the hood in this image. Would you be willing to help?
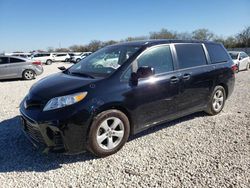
[29,72,96,100]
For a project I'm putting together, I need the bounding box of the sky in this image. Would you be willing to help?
[0,0,249,52]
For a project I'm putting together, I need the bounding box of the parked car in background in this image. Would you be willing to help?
[0,56,43,80]
[53,53,71,62]
[31,53,55,65]
[228,51,250,71]
[68,52,82,62]
[71,52,92,63]
[20,40,235,157]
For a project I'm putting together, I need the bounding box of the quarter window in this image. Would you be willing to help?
[10,58,25,63]
[175,44,207,69]
[205,43,229,63]
[137,45,174,74]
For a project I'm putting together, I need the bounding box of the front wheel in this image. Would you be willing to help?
[205,86,226,115]
[87,110,130,157]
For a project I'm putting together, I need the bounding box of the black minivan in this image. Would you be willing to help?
[20,40,235,157]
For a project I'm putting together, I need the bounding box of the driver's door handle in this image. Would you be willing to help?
[170,76,179,84]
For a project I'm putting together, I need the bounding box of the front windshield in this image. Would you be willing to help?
[229,52,239,60]
[68,45,140,77]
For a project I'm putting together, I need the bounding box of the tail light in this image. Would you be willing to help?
[32,61,42,65]
[231,64,238,78]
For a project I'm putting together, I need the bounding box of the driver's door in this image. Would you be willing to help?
[124,45,180,131]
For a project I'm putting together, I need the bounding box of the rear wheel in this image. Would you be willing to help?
[205,86,226,115]
[46,59,52,65]
[23,70,35,80]
[87,110,130,157]
[76,58,81,63]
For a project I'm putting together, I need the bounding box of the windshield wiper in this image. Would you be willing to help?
[69,71,95,79]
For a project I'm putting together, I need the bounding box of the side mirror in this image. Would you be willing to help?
[136,66,155,79]
[58,66,66,71]
[129,66,155,86]
[239,57,242,60]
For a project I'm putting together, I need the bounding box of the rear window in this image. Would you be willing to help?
[175,44,207,69]
[205,43,230,63]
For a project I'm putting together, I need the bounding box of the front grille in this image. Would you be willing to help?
[25,120,45,144]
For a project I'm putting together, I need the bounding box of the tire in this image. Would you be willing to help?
[246,63,250,71]
[46,59,52,65]
[87,110,130,157]
[22,70,35,80]
[76,58,81,63]
[205,86,226,115]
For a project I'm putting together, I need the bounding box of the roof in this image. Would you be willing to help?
[110,39,218,48]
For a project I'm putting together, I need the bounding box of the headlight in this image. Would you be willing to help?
[43,92,87,111]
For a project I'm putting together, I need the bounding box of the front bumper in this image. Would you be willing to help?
[19,100,93,154]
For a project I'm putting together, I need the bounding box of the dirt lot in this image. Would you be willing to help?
[0,63,249,187]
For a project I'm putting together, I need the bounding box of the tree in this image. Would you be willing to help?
[47,47,54,52]
[124,36,148,42]
[237,26,250,47]
[149,29,177,39]
[176,32,192,40]
[87,40,103,52]
[69,45,89,52]
[102,40,118,47]
[54,48,69,52]
[192,29,214,40]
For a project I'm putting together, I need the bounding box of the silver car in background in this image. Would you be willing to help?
[0,56,43,80]
[228,51,250,71]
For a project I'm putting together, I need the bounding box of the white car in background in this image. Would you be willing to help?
[31,53,55,65]
[228,51,250,71]
[53,53,71,62]
[71,52,92,63]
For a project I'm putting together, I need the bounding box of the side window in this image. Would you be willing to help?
[0,57,9,64]
[175,44,207,69]
[240,52,248,59]
[137,45,174,74]
[10,58,25,63]
[205,43,229,64]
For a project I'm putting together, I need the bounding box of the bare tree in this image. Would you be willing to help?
[69,45,89,52]
[237,26,250,47]
[47,47,54,52]
[192,29,214,40]
[149,29,177,39]
[124,36,148,42]
[87,40,103,52]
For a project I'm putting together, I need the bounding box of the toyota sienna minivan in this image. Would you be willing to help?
[20,40,235,157]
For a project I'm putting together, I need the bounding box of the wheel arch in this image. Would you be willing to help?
[217,83,228,99]
[90,103,134,135]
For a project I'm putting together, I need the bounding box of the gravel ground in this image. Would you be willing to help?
[0,63,249,188]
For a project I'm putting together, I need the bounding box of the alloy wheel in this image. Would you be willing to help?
[212,89,224,112]
[96,117,124,150]
[24,70,34,80]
